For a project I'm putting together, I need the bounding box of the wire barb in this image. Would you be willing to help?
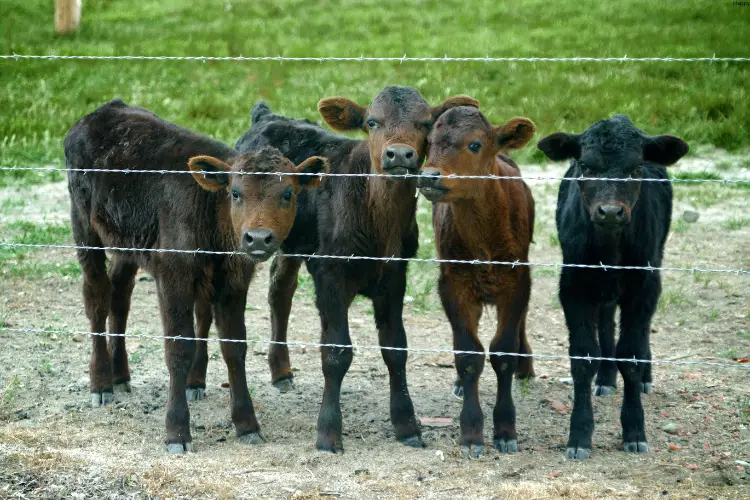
[0,242,747,274]
[2,165,747,184]
[1,326,748,370]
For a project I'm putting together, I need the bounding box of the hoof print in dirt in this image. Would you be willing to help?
[494,438,518,454]
[399,435,426,448]
[238,432,266,445]
[272,378,294,393]
[451,381,464,399]
[114,382,131,393]
[461,444,484,459]
[640,382,653,394]
[623,441,649,453]
[594,385,616,397]
[166,442,194,454]
[91,391,114,407]
[185,388,206,401]
[566,447,591,460]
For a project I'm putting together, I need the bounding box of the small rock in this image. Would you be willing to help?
[735,460,750,467]
[50,334,59,341]
[195,424,205,431]
[682,210,699,223]
[559,377,573,385]
[216,436,227,442]
[138,274,154,282]
[435,450,445,461]
[353,469,369,476]
[662,422,679,435]
[668,443,681,452]
[71,335,83,343]
[63,402,77,410]
[15,410,28,420]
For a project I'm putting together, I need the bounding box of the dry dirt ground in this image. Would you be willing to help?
[1,155,749,499]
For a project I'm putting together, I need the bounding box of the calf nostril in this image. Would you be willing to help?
[244,233,254,245]
[405,151,414,159]
[597,206,607,216]
[616,206,625,217]
[386,150,395,160]
[264,233,273,245]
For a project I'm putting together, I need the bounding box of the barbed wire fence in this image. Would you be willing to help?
[1,53,749,372]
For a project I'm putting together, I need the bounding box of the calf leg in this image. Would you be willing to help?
[515,308,535,380]
[560,271,600,460]
[156,268,197,453]
[439,274,484,457]
[267,255,302,392]
[490,268,530,454]
[372,263,422,448]
[641,347,653,394]
[617,272,659,454]
[186,298,212,401]
[78,246,114,407]
[107,256,138,393]
[594,301,617,396]
[213,287,263,444]
[314,272,356,453]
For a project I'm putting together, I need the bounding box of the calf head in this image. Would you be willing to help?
[188,147,328,261]
[538,115,688,230]
[419,106,535,202]
[317,86,479,175]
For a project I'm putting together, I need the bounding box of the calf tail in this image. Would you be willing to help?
[251,101,272,124]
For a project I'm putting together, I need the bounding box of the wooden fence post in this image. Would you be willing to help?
[55,0,82,34]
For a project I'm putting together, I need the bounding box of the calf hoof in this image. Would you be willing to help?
[494,438,518,454]
[399,435,426,449]
[272,377,294,393]
[114,382,131,393]
[594,385,616,397]
[460,444,484,459]
[166,442,194,454]
[566,447,591,460]
[316,433,344,454]
[640,382,653,394]
[91,391,114,407]
[186,388,206,401]
[452,380,464,400]
[623,441,649,453]
[238,432,266,445]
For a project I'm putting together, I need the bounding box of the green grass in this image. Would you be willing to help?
[657,289,697,312]
[2,0,750,187]
[0,375,21,418]
[0,221,76,278]
[722,217,750,230]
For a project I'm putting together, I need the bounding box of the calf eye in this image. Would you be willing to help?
[468,141,482,153]
[282,188,293,202]
[366,119,378,129]
[231,189,241,202]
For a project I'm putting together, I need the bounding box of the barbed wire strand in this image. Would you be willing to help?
[1,166,748,184]
[2,327,748,370]
[2,54,750,63]
[1,242,748,274]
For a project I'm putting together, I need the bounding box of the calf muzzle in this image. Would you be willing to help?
[591,202,630,228]
[417,169,448,202]
[242,228,279,261]
[382,144,419,175]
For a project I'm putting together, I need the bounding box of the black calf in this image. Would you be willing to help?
[538,114,688,460]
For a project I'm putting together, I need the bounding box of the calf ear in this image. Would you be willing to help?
[318,98,367,132]
[431,95,479,121]
[495,117,536,151]
[292,156,329,190]
[537,132,582,161]
[188,155,232,192]
[643,135,689,166]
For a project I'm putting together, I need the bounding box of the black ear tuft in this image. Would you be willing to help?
[537,132,582,161]
[251,101,272,124]
[643,135,689,166]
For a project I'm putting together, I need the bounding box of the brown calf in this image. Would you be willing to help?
[418,106,536,457]
[65,99,327,452]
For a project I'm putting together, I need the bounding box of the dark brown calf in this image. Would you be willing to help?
[418,106,536,457]
[235,87,479,452]
[65,99,326,452]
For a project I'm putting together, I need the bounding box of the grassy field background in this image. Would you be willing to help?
[1,0,749,187]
